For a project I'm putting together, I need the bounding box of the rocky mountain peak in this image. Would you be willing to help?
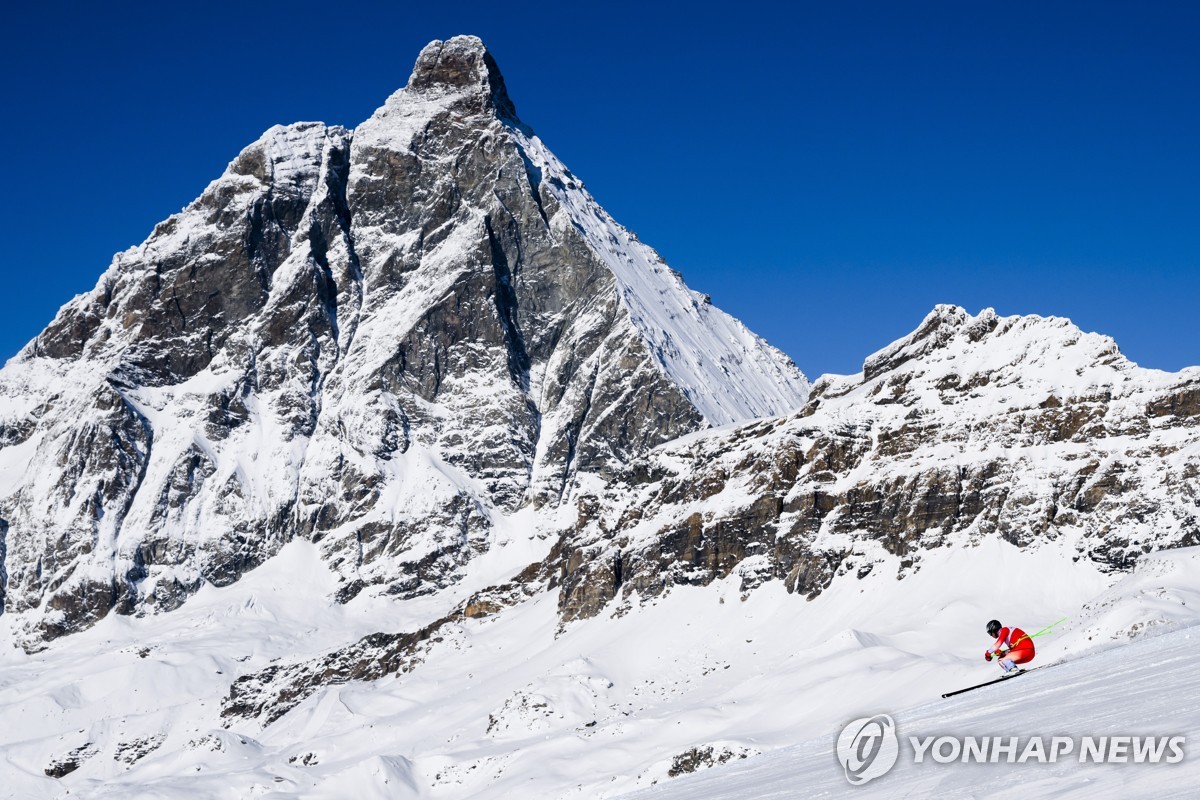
[860,304,1130,386]
[862,304,998,380]
[0,35,809,648]
[406,35,517,119]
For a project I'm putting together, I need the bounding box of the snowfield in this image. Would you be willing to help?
[3,536,1197,798]
[622,620,1200,800]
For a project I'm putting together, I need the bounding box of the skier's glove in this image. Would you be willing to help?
[984,650,993,662]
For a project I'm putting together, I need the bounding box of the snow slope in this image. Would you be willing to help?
[3,537,1197,798]
[621,624,1200,799]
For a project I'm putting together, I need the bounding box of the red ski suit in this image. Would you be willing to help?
[991,626,1035,664]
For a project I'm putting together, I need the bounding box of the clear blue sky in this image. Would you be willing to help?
[2,1,1196,378]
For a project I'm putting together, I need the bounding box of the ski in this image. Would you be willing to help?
[941,666,1044,699]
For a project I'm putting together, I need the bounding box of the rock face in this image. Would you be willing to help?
[0,36,807,648]
[554,306,1200,622]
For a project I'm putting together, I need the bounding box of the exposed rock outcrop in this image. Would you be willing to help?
[554,307,1200,621]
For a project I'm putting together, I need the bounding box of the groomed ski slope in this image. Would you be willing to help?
[620,624,1200,799]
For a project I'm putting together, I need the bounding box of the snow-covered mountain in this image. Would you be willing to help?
[1,35,1198,800]
[0,36,807,650]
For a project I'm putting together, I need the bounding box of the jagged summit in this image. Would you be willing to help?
[861,304,1127,382]
[0,36,808,647]
[405,35,518,119]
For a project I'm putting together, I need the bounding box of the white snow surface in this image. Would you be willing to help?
[3,536,1198,798]
[624,616,1200,799]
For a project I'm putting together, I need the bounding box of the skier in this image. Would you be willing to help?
[984,619,1035,674]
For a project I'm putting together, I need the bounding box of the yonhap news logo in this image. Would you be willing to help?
[836,715,899,785]
[835,714,1186,786]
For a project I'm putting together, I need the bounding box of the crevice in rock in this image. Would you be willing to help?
[332,135,364,359]
[0,516,8,615]
[170,291,186,331]
[484,215,532,391]
[109,383,156,612]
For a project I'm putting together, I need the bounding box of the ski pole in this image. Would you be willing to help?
[1028,616,1068,638]
[999,617,1068,653]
